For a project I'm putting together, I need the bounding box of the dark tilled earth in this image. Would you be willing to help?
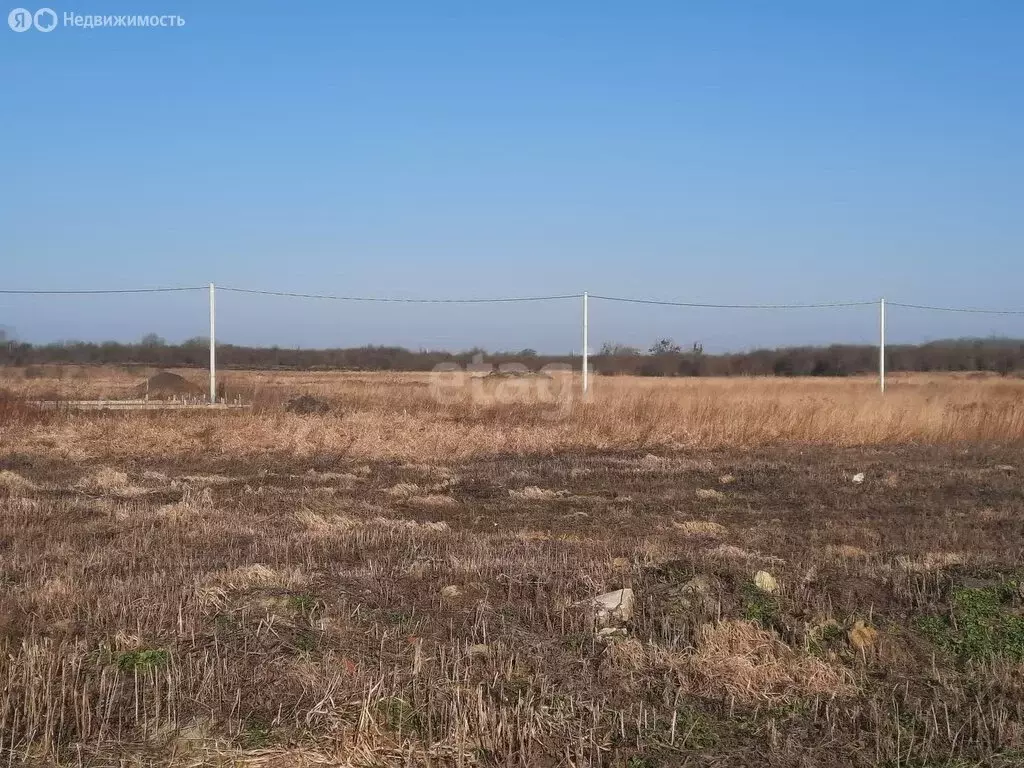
[2,443,1024,766]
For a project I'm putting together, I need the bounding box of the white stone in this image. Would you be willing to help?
[592,588,634,625]
[754,571,779,593]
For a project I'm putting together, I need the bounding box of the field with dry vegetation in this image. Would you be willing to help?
[2,366,1024,766]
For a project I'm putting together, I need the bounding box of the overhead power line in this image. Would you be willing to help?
[589,295,877,309]
[3,285,1024,314]
[218,286,583,303]
[0,287,206,295]
[887,302,1024,316]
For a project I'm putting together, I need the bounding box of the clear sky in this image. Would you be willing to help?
[2,1,1022,353]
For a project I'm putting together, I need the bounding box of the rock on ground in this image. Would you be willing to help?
[754,571,779,593]
[592,588,634,626]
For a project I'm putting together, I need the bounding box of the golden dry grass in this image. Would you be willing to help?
[683,619,856,703]
[673,519,727,536]
[2,367,1024,464]
[0,470,35,493]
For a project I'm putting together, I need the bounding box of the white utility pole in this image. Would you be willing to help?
[209,282,217,404]
[582,291,589,396]
[879,297,886,394]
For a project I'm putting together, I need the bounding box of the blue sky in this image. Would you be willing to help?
[2,1,1022,352]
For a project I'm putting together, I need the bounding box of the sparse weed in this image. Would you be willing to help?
[238,722,272,749]
[672,708,720,750]
[287,593,320,614]
[116,648,169,672]
[291,628,318,653]
[376,696,420,732]
[807,620,845,656]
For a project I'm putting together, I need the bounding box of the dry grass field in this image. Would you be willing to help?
[2,366,1024,766]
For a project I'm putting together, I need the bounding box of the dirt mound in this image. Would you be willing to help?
[285,395,331,415]
[484,370,553,380]
[135,372,204,400]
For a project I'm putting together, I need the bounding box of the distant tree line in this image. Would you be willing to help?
[2,334,1024,376]
[597,338,1024,376]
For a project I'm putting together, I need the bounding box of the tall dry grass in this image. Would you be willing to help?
[2,367,1023,462]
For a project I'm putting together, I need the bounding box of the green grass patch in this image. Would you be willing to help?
[807,620,845,657]
[672,707,720,750]
[741,583,781,629]
[238,723,271,749]
[917,581,1024,662]
[376,696,420,732]
[116,648,169,672]
[287,593,320,613]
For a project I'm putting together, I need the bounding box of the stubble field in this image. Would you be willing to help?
[1,366,1024,767]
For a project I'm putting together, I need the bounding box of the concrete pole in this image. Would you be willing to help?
[209,282,216,404]
[582,291,589,396]
[879,297,886,394]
